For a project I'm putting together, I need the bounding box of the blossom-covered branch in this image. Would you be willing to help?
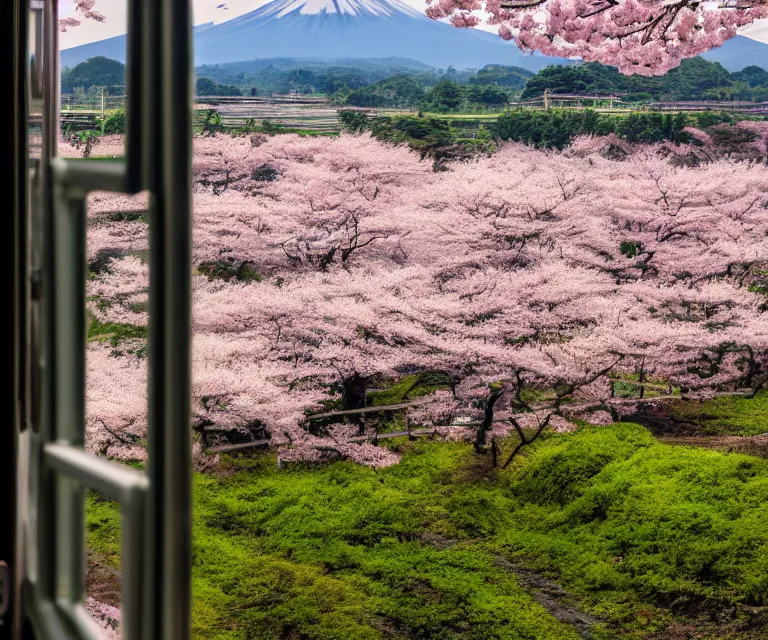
[426,0,768,75]
[59,0,105,32]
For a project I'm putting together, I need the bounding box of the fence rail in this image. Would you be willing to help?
[60,111,100,132]
[646,100,768,113]
[196,94,330,105]
[60,94,768,137]
[193,98,371,132]
[511,95,768,114]
[61,93,126,110]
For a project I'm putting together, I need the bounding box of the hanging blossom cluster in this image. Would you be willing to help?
[59,0,105,32]
[77,132,768,471]
[426,0,768,76]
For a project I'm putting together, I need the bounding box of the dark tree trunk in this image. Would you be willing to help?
[342,372,368,433]
[475,385,504,454]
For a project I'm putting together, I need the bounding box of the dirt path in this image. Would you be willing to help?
[86,550,122,607]
[492,556,601,639]
[418,532,602,639]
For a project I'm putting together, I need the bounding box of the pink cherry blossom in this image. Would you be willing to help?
[427,0,768,75]
[85,596,120,640]
[78,133,768,468]
[59,0,106,31]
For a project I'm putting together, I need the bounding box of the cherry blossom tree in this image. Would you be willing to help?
[88,256,148,325]
[86,344,147,462]
[426,0,768,76]
[193,135,425,273]
[79,133,768,470]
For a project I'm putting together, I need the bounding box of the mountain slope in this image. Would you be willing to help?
[61,0,768,73]
[701,35,768,71]
[61,0,564,71]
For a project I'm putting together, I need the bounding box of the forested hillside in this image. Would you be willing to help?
[61,55,125,94]
[522,58,768,102]
[62,55,768,107]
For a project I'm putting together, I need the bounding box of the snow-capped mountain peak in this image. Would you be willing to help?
[268,0,423,19]
[176,0,546,69]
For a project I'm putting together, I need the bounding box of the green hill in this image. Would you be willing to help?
[521,57,768,102]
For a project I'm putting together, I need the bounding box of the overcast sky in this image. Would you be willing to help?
[58,0,768,49]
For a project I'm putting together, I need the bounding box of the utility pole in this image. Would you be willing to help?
[543,88,550,111]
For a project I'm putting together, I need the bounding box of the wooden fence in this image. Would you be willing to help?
[61,92,126,111]
[196,94,330,105]
[194,97,379,133]
[61,94,768,138]
[646,100,768,113]
[204,385,756,458]
[196,106,343,132]
[511,94,768,114]
[60,111,100,132]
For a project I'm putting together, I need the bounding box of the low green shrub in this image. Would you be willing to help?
[101,108,126,134]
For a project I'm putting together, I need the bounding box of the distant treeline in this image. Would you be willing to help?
[490,109,740,149]
[522,58,768,102]
[339,107,755,155]
[63,55,768,111]
[344,77,515,110]
[193,58,532,101]
[191,56,768,109]
[196,77,249,97]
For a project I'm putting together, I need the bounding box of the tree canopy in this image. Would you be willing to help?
[61,56,125,94]
[346,75,426,108]
[196,77,243,97]
[78,131,768,468]
[427,0,768,76]
[522,58,747,102]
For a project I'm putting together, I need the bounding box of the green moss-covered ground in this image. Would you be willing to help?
[87,316,147,344]
[666,391,768,436]
[85,420,768,640]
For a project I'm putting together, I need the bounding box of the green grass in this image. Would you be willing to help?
[667,391,768,436]
[85,421,768,639]
[88,316,148,357]
[97,210,147,223]
[86,491,123,569]
[608,372,679,399]
[365,374,452,434]
[496,426,768,636]
[88,316,147,343]
[367,374,451,407]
